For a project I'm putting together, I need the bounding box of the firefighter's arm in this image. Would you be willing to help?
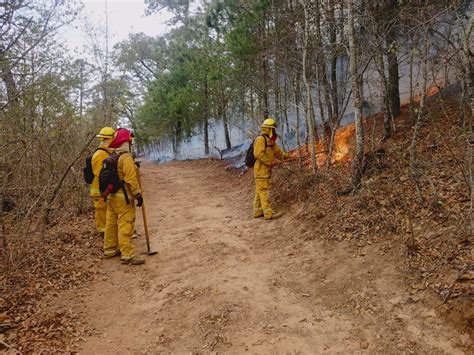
[91,150,106,177]
[122,154,142,196]
[254,136,272,166]
[273,144,289,160]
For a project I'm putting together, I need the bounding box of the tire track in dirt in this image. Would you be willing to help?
[71,160,468,353]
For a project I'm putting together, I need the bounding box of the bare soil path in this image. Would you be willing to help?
[69,160,469,353]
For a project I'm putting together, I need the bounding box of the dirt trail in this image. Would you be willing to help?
[69,160,469,353]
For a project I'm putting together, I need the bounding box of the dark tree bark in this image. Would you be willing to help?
[374,51,393,140]
[314,0,333,128]
[294,74,302,158]
[0,45,20,110]
[386,0,400,117]
[328,0,339,120]
[262,55,270,118]
[301,0,317,173]
[204,80,209,155]
[409,32,429,199]
[349,0,365,188]
[387,43,400,117]
[258,11,270,120]
[174,120,182,158]
[273,59,281,125]
[222,104,231,150]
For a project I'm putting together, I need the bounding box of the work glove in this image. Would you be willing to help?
[135,193,143,207]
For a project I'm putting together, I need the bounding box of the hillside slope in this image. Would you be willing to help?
[272,96,473,335]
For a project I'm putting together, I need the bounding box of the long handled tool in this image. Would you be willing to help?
[136,165,157,256]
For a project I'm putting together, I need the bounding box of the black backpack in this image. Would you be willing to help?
[83,148,109,184]
[245,135,268,168]
[99,153,129,203]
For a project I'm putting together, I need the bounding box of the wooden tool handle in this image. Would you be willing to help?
[136,168,152,252]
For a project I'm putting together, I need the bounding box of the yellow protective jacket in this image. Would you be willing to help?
[90,147,111,197]
[111,152,141,200]
[253,131,287,180]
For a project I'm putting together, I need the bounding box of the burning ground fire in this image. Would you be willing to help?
[330,124,355,164]
[284,83,444,169]
[286,123,355,168]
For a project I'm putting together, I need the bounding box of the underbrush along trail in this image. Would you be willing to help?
[66,160,467,353]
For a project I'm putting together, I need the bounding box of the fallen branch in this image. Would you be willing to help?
[214,146,223,160]
[43,133,95,224]
[0,340,12,349]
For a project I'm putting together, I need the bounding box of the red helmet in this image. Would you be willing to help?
[108,128,134,148]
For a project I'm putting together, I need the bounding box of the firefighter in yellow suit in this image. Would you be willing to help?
[90,127,115,237]
[253,118,288,220]
[103,128,145,265]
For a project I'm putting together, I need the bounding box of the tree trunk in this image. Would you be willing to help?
[409,32,429,199]
[222,103,231,150]
[387,53,400,116]
[374,51,392,140]
[348,0,364,188]
[281,90,288,146]
[328,0,339,120]
[174,120,182,159]
[462,15,474,233]
[204,116,209,155]
[301,0,317,173]
[317,79,327,138]
[261,55,270,118]
[172,137,177,158]
[326,126,337,168]
[387,35,401,117]
[79,61,84,119]
[409,44,415,121]
[103,0,110,123]
[314,0,333,130]
[317,68,331,146]
[0,193,6,263]
[326,1,349,169]
[250,86,256,127]
[294,75,302,159]
[274,61,281,139]
[204,80,209,155]
[306,80,317,173]
[283,73,290,134]
[241,80,246,131]
[0,45,20,112]
[310,94,318,139]
[304,105,310,149]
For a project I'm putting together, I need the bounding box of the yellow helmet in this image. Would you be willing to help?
[261,118,277,129]
[96,127,115,139]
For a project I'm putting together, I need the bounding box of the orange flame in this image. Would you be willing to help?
[285,82,445,169]
[404,83,443,105]
[331,124,355,164]
[286,123,355,168]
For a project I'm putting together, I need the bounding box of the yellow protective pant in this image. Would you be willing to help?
[253,179,273,219]
[93,197,107,233]
[103,195,136,260]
